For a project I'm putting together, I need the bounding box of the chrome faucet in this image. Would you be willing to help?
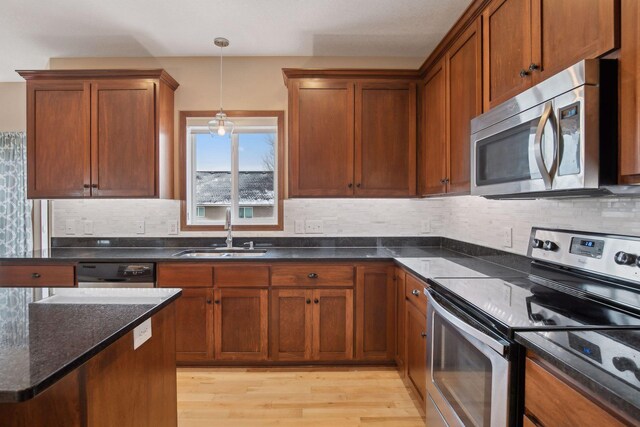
[224,207,233,248]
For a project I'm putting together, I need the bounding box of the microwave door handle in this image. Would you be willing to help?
[426,289,508,356]
[534,101,556,190]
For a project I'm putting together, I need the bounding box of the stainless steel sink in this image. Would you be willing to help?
[173,248,267,258]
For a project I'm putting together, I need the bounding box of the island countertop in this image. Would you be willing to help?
[0,287,181,402]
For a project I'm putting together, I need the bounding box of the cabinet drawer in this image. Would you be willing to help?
[405,274,428,314]
[215,265,269,287]
[525,357,625,427]
[157,263,213,287]
[0,265,75,287]
[271,265,354,287]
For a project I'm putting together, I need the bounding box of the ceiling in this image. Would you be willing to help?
[1,0,472,82]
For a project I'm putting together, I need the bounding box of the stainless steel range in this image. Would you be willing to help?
[424,228,640,427]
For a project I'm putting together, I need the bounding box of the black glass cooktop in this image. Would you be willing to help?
[429,276,640,338]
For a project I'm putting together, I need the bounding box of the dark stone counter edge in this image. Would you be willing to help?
[514,332,640,421]
[1,289,182,403]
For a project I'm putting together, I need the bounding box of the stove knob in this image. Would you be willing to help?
[531,238,544,249]
[612,356,640,382]
[614,251,637,266]
[543,240,558,251]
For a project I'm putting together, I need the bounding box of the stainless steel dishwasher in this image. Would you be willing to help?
[77,263,155,288]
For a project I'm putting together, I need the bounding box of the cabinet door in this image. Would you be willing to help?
[355,265,395,361]
[354,82,416,196]
[26,81,90,198]
[174,288,214,362]
[483,0,533,110]
[420,60,447,196]
[214,288,268,361]
[531,0,617,83]
[270,289,313,361]
[406,300,427,404]
[395,269,406,371]
[620,0,640,183]
[446,18,482,195]
[91,80,156,197]
[289,80,355,197]
[312,288,354,360]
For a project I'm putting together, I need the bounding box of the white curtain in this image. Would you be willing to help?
[0,132,32,256]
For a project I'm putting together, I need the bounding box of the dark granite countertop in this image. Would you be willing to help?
[516,330,640,421]
[0,287,181,403]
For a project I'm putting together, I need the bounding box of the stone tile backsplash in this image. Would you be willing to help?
[51,196,640,255]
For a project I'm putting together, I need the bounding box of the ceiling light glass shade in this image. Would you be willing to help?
[208,111,235,136]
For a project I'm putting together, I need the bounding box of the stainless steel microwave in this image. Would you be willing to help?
[470,59,631,199]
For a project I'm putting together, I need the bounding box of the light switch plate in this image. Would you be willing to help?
[167,220,178,235]
[136,221,145,234]
[421,220,431,234]
[294,219,305,234]
[502,227,513,248]
[83,220,93,235]
[133,319,152,350]
[65,220,75,235]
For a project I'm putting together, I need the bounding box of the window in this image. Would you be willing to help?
[180,111,284,230]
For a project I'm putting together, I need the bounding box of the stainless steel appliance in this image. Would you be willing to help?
[469,59,631,199]
[424,228,640,426]
[77,263,155,288]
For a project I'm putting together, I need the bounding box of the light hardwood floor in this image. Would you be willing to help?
[177,367,424,427]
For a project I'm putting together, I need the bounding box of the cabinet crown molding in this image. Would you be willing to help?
[17,69,179,90]
[282,68,420,87]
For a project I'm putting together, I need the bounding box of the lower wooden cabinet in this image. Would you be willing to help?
[0,264,75,287]
[355,265,395,361]
[214,288,269,361]
[174,288,214,362]
[314,288,354,361]
[394,269,407,372]
[405,298,427,405]
[270,288,313,361]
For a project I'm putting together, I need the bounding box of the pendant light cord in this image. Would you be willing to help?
[219,45,223,111]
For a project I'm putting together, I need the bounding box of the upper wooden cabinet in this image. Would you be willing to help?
[482,0,618,110]
[18,69,178,199]
[420,19,481,196]
[620,0,640,184]
[284,70,418,198]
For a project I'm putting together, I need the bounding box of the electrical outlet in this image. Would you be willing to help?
[167,220,178,235]
[83,220,93,235]
[502,227,513,248]
[294,219,305,234]
[65,220,76,235]
[136,221,145,235]
[421,220,431,234]
[305,220,323,234]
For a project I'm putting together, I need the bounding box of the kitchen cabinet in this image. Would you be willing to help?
[270,288,313,361]
[405,296,427,405]
[0,264,75,287]
[482,0,617,110]
[394,268,406,372]
[285,71,418,198]
[355,264,395,361]
[524,356,627,426]
[420,18,481,196]
[214,288,269,361]
[313,288,354,360]
[174,288,214,362]
[620,0,640,184]
[19,70,178,199]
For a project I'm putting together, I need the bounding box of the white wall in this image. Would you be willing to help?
[51,196,640,256]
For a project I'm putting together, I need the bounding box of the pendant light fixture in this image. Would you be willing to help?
[208,37,234,137]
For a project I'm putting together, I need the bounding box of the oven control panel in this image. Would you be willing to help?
[528,228,640,284]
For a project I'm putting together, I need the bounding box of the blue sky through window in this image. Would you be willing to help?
[196,133,274,171]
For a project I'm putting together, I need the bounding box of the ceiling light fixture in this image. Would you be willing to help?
[208,37,234,137]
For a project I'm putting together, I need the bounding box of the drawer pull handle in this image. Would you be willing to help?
[412,289,420,296]
[308,273,318,279]
[32,273,41,279]
[314,298,319,304]
[306,299,311,304]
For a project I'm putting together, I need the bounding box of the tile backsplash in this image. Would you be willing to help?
[51,196,640,255]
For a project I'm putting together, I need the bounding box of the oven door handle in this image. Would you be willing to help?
[533,101,558,190]
[426,288,508,356]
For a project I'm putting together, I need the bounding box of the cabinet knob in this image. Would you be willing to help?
[529,63,540,72]
[214,300,220,304]
[307,273,318,279]
[306,298,311,304]
[421,332,427,338]
[314,298,319,304]
[412,289,420,296]
[519,69,530,78]
[356,183,361,188]
[91,184,98,188]
[206,299,212,304]
[32,273,41,279]
[348,183,353,188]
[83,184,90,189]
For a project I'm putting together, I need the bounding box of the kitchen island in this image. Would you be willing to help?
[0,287,181,427]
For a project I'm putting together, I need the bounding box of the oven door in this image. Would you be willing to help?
[426,289,511,427]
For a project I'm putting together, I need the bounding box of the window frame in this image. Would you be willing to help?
[179,110,285,231]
